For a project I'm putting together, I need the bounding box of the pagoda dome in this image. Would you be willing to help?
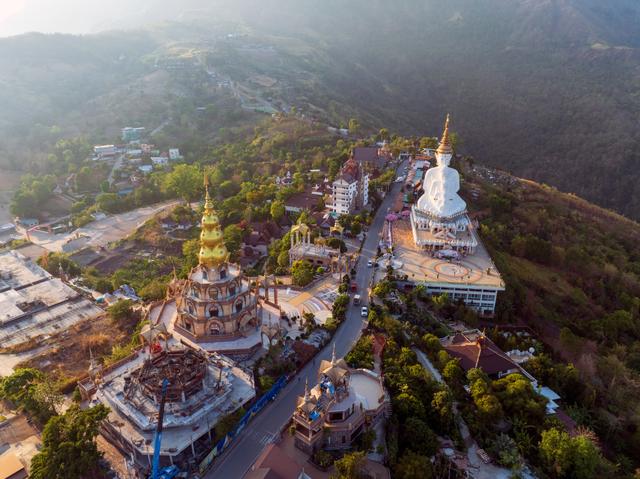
[202,212,220,227]
[200,227,223,244]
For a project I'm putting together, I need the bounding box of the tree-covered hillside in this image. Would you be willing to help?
[460,162,640,468]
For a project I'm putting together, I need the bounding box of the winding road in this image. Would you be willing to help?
[204,160,407,478]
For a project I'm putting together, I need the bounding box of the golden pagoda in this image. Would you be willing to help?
[198,176,229,267]
[171,175,260,354]
[436,113,453,155]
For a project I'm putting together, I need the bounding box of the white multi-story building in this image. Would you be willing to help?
[330,156,369,215]
[93,144,117,158]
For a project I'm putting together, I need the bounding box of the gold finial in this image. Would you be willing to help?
[436,113,452,155]
[198,174,229,267]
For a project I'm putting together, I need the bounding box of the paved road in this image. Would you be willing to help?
[107,154,124,187]
[22,200,179,252]
[204,160,407,479]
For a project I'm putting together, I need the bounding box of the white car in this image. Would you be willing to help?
[360,306,368,317]
[367,260,373,267]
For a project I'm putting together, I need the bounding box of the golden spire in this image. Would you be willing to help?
[436,113,453,155]
[198,175,229,268]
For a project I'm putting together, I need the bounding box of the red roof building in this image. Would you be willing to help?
[441,330,535,379]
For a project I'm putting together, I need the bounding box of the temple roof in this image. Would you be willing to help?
[442,331,519,376]
[199,176,229,267]
[436,114,453,156]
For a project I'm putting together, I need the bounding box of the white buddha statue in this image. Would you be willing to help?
[416,115,467,219]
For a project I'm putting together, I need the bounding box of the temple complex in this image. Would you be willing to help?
[390,116,504,315]
[292,347,390,454]
[169,179,262,356]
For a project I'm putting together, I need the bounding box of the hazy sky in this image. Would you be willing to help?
[0,0,106,36]
[0,0,186,37]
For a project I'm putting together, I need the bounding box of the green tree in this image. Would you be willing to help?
[394,392,426,421]
[270,200,286,222]
[223,224,244,259]
[138,280,167,301]
[163,164,201,202]
[0,368,61,423]
[37,253,81,277]
[442,359,464,388]
[107,299,135,323]
[571,434,602,479]
[182,238,200,273]
[401,417,437,456]
[291,260,315,287]
[95,192,124,213]
[431,389,455,433]
[348,118,360,135]
[30,404,110,479]
[219,179,240,198]
[331,294,350,322]
[540,428,604,479]
[539,428,575,478]
[394,451,432,479]
[332,450,366,479]
[422,333,442,355]
[345,335,374,369]
[493,373,547,423]
[277,250,290,268]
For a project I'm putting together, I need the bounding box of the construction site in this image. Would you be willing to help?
[83,336,255,474]
[0,250,102,350]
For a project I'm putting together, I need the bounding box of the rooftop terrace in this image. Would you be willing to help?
[390,220,504,289]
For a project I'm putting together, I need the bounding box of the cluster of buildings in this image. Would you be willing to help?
[1,115,520,478]
[288,223,349,273]
[75,175,396,474]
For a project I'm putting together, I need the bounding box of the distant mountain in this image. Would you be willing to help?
[0,0,639,219]
[232,0,640,219]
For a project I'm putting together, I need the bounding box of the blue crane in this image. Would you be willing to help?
[149,378,181,479]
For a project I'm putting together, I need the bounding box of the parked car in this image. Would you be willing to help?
[360,306,368,317]
[367,260,373,267]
